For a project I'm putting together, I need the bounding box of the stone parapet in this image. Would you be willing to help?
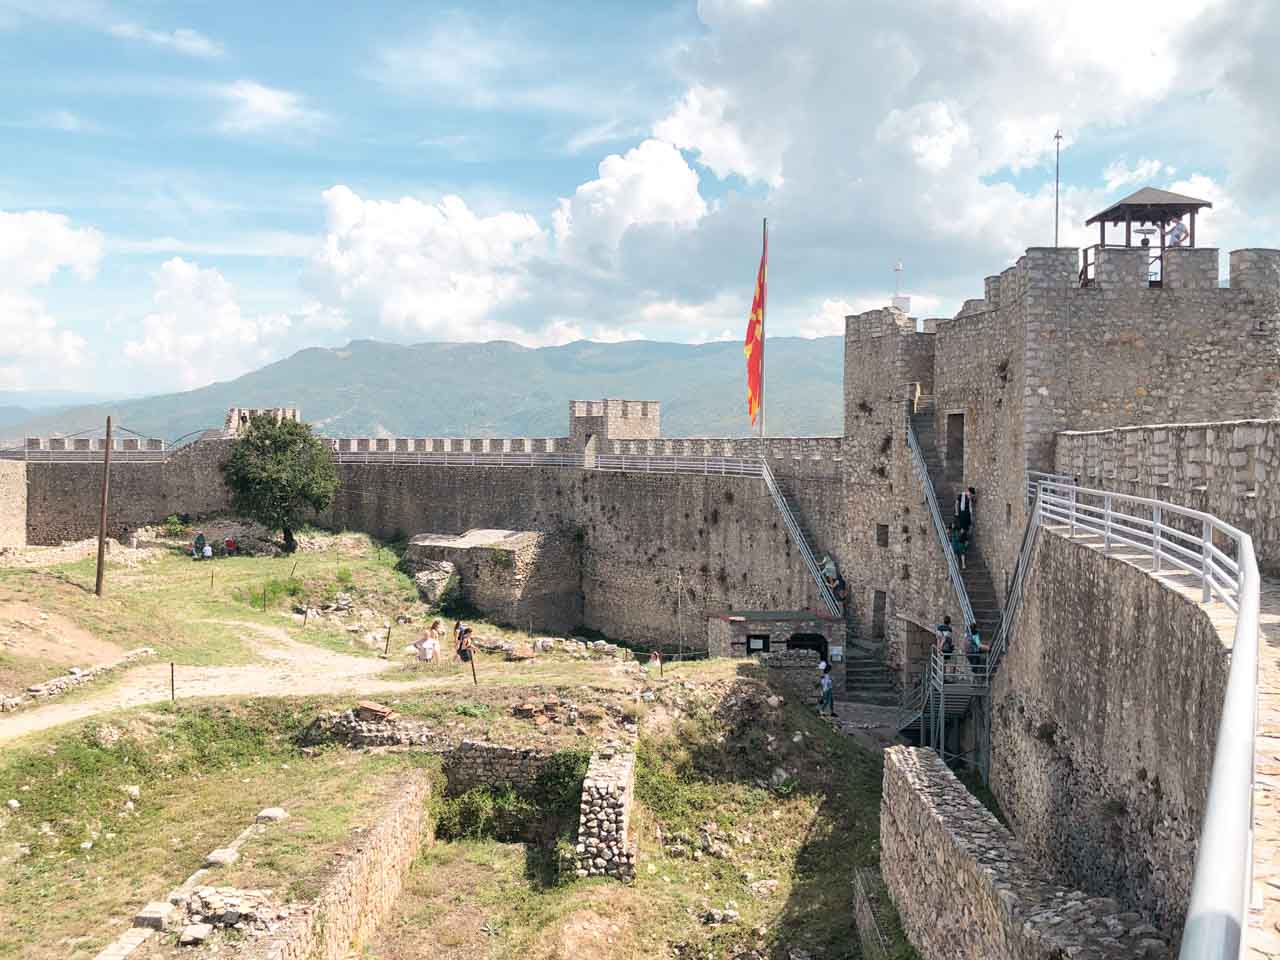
[1163,247,1219,289]
[881,746,1171,960]
[574,746,637,881]
[1230,248,1280,290]
[1055,419,1280,575]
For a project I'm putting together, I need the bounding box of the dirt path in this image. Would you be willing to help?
[0,621,432,744]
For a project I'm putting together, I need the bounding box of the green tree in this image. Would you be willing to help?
[221,414,338,553]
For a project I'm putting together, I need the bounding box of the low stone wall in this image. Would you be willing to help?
[443,739,556,795]
[574,747,636,881]
[881,746,1171,960]
[243,774,431,960]
[760,648,821,705]
[2,647,155,712]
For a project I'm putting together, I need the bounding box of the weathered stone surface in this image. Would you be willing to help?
[408,560,455,604]
[133,901,175,931]
[574,748,637,882]
[204,848,240,868]
[256,807,288,823]
[882,746,1172,959]
[178,922,213,945]
[992,531,1227,936]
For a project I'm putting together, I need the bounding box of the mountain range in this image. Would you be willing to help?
[1,337,846,444]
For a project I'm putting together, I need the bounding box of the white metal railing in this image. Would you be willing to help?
[906,421,976,630]
[1038,482,1244,611]
[760,458,843,617]
[0,448,170,462]
[987,483,1050,674]
[332,449,585,468]
[1026,470,1074,504]
[594,454,764,477]
[1026,478,1258,960]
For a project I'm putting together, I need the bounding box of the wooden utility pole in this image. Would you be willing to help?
[94,416,112,597]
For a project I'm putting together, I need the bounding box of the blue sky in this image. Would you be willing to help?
[1,0,1277,393]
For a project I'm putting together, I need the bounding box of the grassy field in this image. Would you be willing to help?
[364,683,917,960]
[0,531,417,676]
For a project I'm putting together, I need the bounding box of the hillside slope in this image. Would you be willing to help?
[3,337,845,442]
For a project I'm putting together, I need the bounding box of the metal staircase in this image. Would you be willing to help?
[760,458,843,618]
[896,396,987,757]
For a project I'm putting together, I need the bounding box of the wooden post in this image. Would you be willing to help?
[170,662,175,702]
[1125,209,1132,247]
[383,624,392,658]
[209,568,214,589]
[263,587,268,612]
[1190,209,1197,248]
[1099,220,1105,248]
[94,416,112,597]
[469,652,478,686]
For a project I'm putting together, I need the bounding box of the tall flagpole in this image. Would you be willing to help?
[759,217,767,440]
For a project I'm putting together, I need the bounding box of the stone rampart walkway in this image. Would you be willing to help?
[1041,526,1280,958]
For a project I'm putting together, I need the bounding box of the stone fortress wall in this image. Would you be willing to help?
[990,531,1229,935]
[5,236,1280,956]
[1055,418,1280,575]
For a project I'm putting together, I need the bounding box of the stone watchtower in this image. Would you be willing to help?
[568,399,661,454]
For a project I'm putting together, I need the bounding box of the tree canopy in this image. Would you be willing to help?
[221,414,338,552]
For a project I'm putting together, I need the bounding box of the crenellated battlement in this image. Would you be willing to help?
[569,397,661,444]
[224,407,300,436]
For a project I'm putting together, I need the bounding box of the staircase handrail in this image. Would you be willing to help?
[759,458,843,618]
[905,421,976,632]
[1025,470,1074,505]
[987,483,1049,674]
[1020,478,1257,960]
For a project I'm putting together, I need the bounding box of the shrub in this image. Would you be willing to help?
[162,514,190,538]
[334,566,353,585]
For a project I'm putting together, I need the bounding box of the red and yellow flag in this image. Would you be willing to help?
[744,224,767,424]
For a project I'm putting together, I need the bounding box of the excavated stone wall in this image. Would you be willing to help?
[242,773,431,960]
[990,531,1228,935]
[881,746,1170,960]
[574,747,637,881]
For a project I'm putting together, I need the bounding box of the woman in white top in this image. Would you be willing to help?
[415,619,442,665]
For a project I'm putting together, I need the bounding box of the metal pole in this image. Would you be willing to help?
[170,662,175,702]
[95,416,113,597]
[760,217,767,440]
[1053,130,1063,247]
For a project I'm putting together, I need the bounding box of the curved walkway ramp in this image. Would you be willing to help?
[1025,485,1274,960]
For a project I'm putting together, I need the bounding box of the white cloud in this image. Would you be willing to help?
[1103,158,1175,193]
[310,186,546,339]
[122,258,293,389]
[0,209,103,287]
[215,81,326,135]
[876,102,971,174]
[108,22,223,58]
[654,85,784,186]
[553,139,707,267]
[0,209,101,388]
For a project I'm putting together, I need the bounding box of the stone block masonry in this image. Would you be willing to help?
[242,773,431,960]
[443,740,557,795]
[0,459,25,547]
[575,747,637,881]
[401,529,582,634]
[1056,419,1280,575]
[881,746,1171,960]
[991,530,1229,936]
